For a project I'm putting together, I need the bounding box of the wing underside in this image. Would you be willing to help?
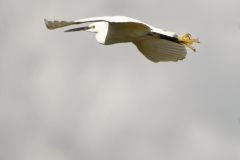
[133,38,187,62]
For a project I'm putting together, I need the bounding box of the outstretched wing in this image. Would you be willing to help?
[44,16,146,30]
[44,16,176,37]
[133,38,187,63]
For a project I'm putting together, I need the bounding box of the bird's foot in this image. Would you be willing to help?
[178,33,200,52]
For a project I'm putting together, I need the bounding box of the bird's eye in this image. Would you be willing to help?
[92,25,95,29]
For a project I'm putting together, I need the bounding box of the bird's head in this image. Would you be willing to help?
[64,22,108,33]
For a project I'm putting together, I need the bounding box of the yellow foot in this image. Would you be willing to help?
[178,33,200,52]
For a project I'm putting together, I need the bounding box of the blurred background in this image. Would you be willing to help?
[1,0,240,160]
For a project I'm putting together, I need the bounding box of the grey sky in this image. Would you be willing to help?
[1,0,240,160]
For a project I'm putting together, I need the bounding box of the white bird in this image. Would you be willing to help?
[44,16,199,62]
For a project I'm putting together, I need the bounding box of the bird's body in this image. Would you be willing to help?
[95,22,151,44]
[44,16,199,62]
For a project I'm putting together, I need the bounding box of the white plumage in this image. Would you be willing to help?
[44,16,199,62]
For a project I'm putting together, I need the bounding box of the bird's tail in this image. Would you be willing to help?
[44,19,81,30]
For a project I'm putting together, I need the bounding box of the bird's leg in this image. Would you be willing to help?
[178,33,200,52]
[184,44,197,52]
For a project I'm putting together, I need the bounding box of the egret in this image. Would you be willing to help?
[44,16,199,62]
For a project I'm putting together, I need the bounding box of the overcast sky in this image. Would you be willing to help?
[1,0,240,160]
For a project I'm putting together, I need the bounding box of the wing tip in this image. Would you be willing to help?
[44,19,81,30]
[44,19,53,30]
